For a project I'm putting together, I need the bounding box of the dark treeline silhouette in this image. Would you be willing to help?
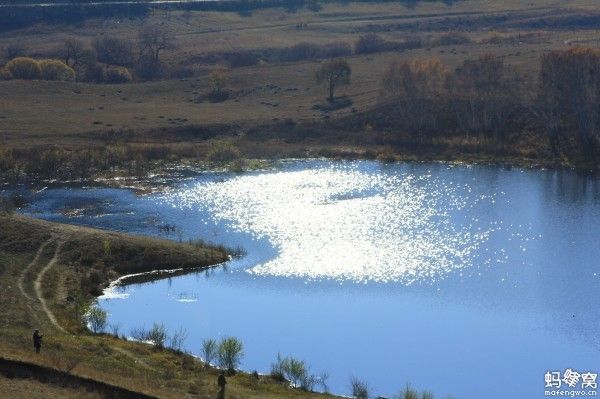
[0,4,148,33]
[0,0,458,32]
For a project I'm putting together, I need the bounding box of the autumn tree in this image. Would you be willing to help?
[314,58,351,102]
[39,59,76,81]
[449,54,518,139]
[535,52,565,158]
[6,57,41,80]
[538,47,600,161]
[379,59,448,138]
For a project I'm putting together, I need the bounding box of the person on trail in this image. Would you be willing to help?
[33,329,43,354]
[217,372,227,398]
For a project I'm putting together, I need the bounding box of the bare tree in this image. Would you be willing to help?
[449,54,518,139]
[63,39,89,68]
[379,59,448,138]
[94,36,134,66]
[314,58,351,102]
[138,25,174,63]
[534,53,565,158]
[538,48,600,161]
[4,41,26,60]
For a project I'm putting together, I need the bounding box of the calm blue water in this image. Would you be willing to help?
[15,160,600,399]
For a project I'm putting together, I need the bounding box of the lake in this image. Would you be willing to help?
[17,160,600,398]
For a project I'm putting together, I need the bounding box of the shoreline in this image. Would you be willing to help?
[3,152,598,193]
[0,213,340,398]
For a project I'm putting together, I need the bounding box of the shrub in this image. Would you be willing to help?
[270,353,287,381]
[206,142,241,165]
[94,36,134,66]
[280,42,321,61]
[0,67,12,80]
[397,385,434,399]
[4,42,26,60]
[224,51,259,68]
[168,327,189,352]
[201,338,218,366]
[130,327,147,341]
[270,354,322,391]
[434,31,471,46]
[217,336,244,373]
[320,42,352,58]
[39,59,75,81]
[104,66,132,83]
[350,376,369,399]
[355,33,386,54]
[85,305,107,333]
[135,56,164,81]
[147,322,168,348]
[6,57,41,80]
[207,68,230,102]
[78,61,104,83]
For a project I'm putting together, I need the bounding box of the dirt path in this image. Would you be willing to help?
[34,241,65,333]
[18,237,53,302]
[22,236,156,370]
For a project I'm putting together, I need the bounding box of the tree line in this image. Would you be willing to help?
[0,0,458,32]
[372,47,600,165]
[1,25,176,83]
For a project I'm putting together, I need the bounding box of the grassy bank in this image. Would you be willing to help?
[0,214,336,399]
[0,115,589,186]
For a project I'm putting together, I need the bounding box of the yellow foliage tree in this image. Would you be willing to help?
[39,59,76,81]
[6,57,41,80]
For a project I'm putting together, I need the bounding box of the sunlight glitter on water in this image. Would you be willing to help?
[159,164,494,284]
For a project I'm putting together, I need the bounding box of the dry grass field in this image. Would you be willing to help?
[2,0,600,145]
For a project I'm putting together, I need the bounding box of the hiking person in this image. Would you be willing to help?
[217,372,227,398]
[33,329,43,354]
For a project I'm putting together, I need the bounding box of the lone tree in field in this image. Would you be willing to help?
[138,25,173,63]
[314,58,351,102]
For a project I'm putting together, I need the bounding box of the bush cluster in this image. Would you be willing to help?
[3,57,75,81]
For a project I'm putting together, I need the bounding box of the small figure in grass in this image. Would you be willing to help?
[33,329,43,354]
[217,372,227,398]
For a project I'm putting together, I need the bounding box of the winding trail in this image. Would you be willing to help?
[18,237,53,302]
[24,238,156,369]
[33,241,65,333]
[15,233,160,372]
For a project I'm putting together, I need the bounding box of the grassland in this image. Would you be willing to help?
[2,1,598,397]
[2,0,600,143]
[0,214,338,399]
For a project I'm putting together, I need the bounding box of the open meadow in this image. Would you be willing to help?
[2,0,600,143]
